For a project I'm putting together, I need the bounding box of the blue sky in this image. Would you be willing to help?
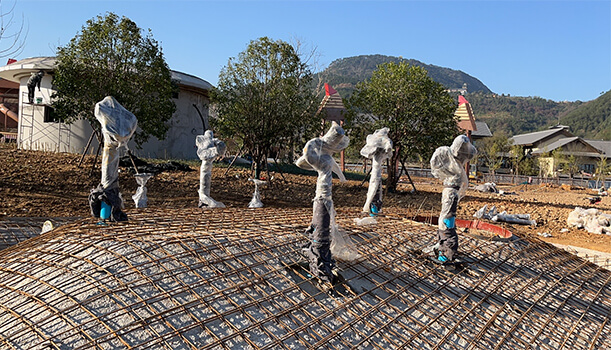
[8,0,611,102]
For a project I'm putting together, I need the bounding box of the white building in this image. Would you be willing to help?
[0,56,213,160]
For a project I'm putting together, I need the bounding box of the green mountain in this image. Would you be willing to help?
[317,54,492,98]
[315,54,610,140]
[464,91,610,138]
[559,90,611,140]
[461,93,581,136]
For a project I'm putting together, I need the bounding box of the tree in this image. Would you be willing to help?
[52,12,176,146]
[348,62,457,191]
[551,148,566,178]
[595,154,610,188]
[509,143,524,177]
[0,0,26,59]
[211,37,320,179]
[479,132,510,181]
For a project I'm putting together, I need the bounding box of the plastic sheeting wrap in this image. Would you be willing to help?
[431,135,476,199]
[89,97,138,222]
[248,178,266,208]
[430,135,478,229]
[196,130,226,208]
[297,121,360,277]
[360,127,393,215]
[429,135,477,261]
[96,96,138,190]
[132,173,153,208]
[296,122,348,200]
[567,207,611,235]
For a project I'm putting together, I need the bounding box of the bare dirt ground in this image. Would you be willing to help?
[1,144,610,253]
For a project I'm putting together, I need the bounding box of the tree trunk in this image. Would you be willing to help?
[387,145,401,192]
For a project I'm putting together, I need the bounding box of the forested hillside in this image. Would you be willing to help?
[317,54,491,98]
[559,90,611,140]
[463,93,582,136]
[315,54,610,139]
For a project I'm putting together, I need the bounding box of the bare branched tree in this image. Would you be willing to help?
[0,0,27,59]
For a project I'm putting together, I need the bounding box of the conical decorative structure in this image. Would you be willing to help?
[317,83,346,123]
[455,95,477,133]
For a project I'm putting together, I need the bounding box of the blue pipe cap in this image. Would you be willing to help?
[100,202,111,220]
[443,217,455,229]
[370,204,379,217]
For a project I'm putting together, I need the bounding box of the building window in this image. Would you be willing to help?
[43,105,58,123]
[581,164,595,174]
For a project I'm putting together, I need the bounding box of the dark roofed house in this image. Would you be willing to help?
[585,139,611,157]
[511,125,574,149]
[512,126,606,177]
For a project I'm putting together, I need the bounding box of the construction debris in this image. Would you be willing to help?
[475,182,498,193]
[567,207,611,234]
[474,204,537,226]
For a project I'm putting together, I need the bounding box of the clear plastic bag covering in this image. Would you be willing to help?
[95,96,138,148]
[296,121,349,200]
[196,130,227,161]
[430,135,477,199]
[567,207,611,234]
[132,173,153,208]
[248,178,266,208]
[353,217,377,226]
[95,96,138,192]
[438,187,459,230]
[41,220,54,234]
[196,130,226,208]
[324,198,361,262]
[360,127,393,213]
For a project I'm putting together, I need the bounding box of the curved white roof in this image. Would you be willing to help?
[0,56,213,91]
[0,56,56,82]
[171,70,213,91]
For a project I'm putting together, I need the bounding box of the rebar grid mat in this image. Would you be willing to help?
[0,207,608,349]
[0,217,81,251]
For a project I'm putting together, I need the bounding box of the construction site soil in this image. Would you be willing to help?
[1,144,610,254]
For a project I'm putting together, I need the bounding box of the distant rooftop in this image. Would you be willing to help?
[585,139,611,156]
[471,121,492,138]
[0,56,213,91]
[511,125,573,146]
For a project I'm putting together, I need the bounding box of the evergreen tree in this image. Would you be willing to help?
[52,12,176,146]
[348,62,457,191]
[211,37,319,179]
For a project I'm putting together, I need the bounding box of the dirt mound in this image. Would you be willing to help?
[1,144,610,253]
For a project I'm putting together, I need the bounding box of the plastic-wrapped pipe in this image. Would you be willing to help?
[360,128,393,215]
[132,173,153,208]
[88,97,138,222]
[429,135,477,261]
[296,122,359,282]
[248,178,266,208]
[196,130,226,208]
